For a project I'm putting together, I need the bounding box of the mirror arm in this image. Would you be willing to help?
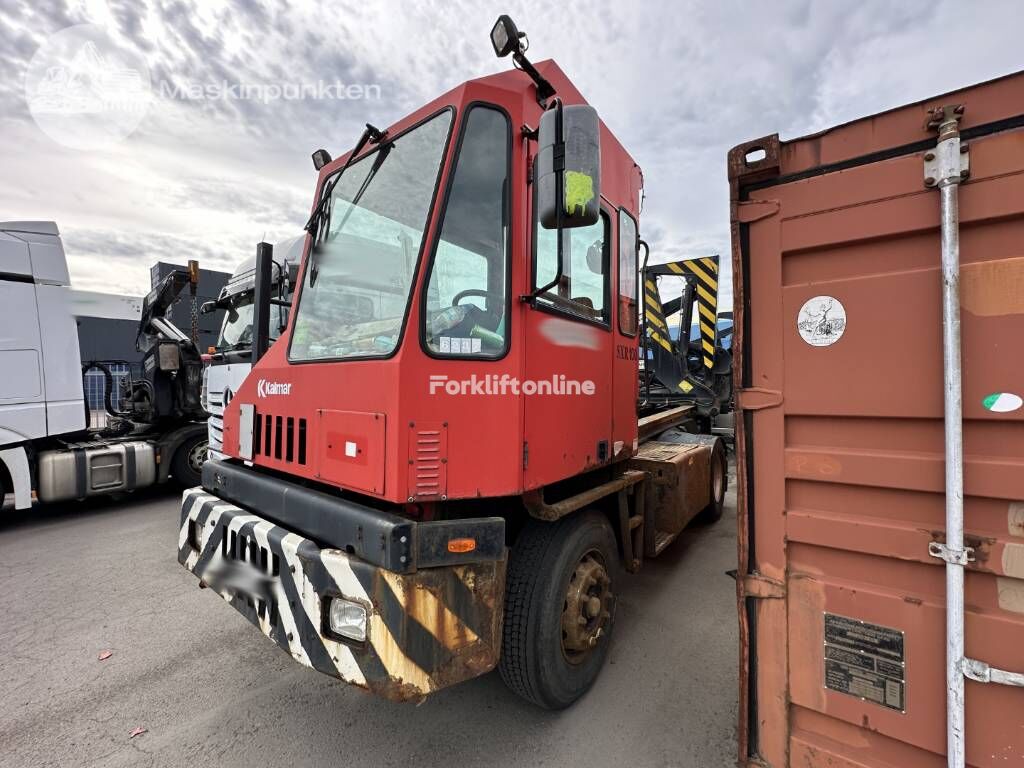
[513,52,556,105]
[521,100,565,304]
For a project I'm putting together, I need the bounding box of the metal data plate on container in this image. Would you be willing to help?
[823,613,905,712]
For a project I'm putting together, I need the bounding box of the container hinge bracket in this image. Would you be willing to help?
[962,658,1024,688]
[924,106,969,188]
[928,541,975,567]
[736,387,784,412]
[736,199,780,224]
[742,573,785,600]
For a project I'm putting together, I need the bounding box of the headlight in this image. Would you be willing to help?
[328,597,367,642]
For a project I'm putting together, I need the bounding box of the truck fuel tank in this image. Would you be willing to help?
[37,441,156,503]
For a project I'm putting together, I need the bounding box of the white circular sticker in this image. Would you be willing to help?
[797,295,847,347]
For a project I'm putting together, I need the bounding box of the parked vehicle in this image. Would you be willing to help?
[177,17,729,709]
[200,237,301,461]
[0,221,208,509]
[639,257,733,430]
[730,71,1024,767]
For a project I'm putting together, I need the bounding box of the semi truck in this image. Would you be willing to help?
[0,221,209,509]
[200,237,301,461]
[730,71,1024,766]
[177,16,729,708]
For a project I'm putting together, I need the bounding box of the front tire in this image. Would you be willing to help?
[694,438,727,525]
[171,435,207,486]
[499,511,618,709]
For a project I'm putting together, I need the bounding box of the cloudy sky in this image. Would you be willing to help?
[2,0,1021,305]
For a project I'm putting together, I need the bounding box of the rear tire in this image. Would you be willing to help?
[694,439,727,525]
[171,435,207,487]
[499,511,618,709]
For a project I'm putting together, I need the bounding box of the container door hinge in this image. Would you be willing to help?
[928,540,975,566]
[522,441,529,469]
[962,658,1024,688]
[736,199,780,224]
[923,106,970,188]
[742,573,785,600]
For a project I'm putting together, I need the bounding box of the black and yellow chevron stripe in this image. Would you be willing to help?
[644,278,674,354]
[664,256,719,369]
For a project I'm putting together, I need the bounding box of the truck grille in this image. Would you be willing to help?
[253,411,307,465]
[207,391,224,452]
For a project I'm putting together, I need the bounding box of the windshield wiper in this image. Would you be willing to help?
[305,123,386,246]
[329,141,393,240]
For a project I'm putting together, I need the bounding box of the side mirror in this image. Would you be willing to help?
[157,340,181,371]
[537,103,601,230]
[199,300,216,314]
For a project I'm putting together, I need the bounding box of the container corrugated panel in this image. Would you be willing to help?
[729,70,1024,768]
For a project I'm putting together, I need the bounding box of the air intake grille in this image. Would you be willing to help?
[407,421,448,500]
[253,412,307,465]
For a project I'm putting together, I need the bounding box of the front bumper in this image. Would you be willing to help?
[178,488,506,701]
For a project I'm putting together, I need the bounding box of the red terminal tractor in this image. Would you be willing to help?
[178,15,729,708]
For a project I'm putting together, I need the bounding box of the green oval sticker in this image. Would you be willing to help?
[982,393,1022,413]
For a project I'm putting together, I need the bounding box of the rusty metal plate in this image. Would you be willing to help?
[823,613,905,713]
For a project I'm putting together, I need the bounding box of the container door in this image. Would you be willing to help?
[731,73,1024,767]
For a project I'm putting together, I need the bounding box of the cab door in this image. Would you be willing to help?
[522,207,613,490]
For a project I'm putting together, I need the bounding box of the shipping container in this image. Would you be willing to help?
[729,71,1024,767]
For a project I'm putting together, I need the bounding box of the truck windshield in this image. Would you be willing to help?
[290,110,453,360]
[216,294,285,351]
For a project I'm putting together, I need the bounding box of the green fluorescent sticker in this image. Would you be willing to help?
[564,171,594,216]
[982,393,1023,413]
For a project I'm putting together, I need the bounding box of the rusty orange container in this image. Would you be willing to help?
[729,71,1024,767]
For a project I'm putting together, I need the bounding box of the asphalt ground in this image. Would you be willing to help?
[0,462,738,768]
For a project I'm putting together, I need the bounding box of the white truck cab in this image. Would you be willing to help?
[0,222,87,446]
[0,221,209,510]
[202,236,302,460]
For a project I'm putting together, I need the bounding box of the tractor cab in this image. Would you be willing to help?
[220,38,644,507]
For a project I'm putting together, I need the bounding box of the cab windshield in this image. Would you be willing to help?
[289,110,453,360]
[216,294,285,351]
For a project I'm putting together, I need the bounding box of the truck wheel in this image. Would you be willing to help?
[694,439,728,525]
[171,436,207,487]
[499,511,618,709]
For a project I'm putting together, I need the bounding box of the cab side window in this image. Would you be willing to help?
[617,209,638,336]
[534,210,609,324]
[423,106,511,357]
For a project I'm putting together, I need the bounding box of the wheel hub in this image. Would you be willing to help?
[188,440,208,472]
[561,552,612,661]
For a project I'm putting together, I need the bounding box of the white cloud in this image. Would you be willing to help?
[1,0,1021,309]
